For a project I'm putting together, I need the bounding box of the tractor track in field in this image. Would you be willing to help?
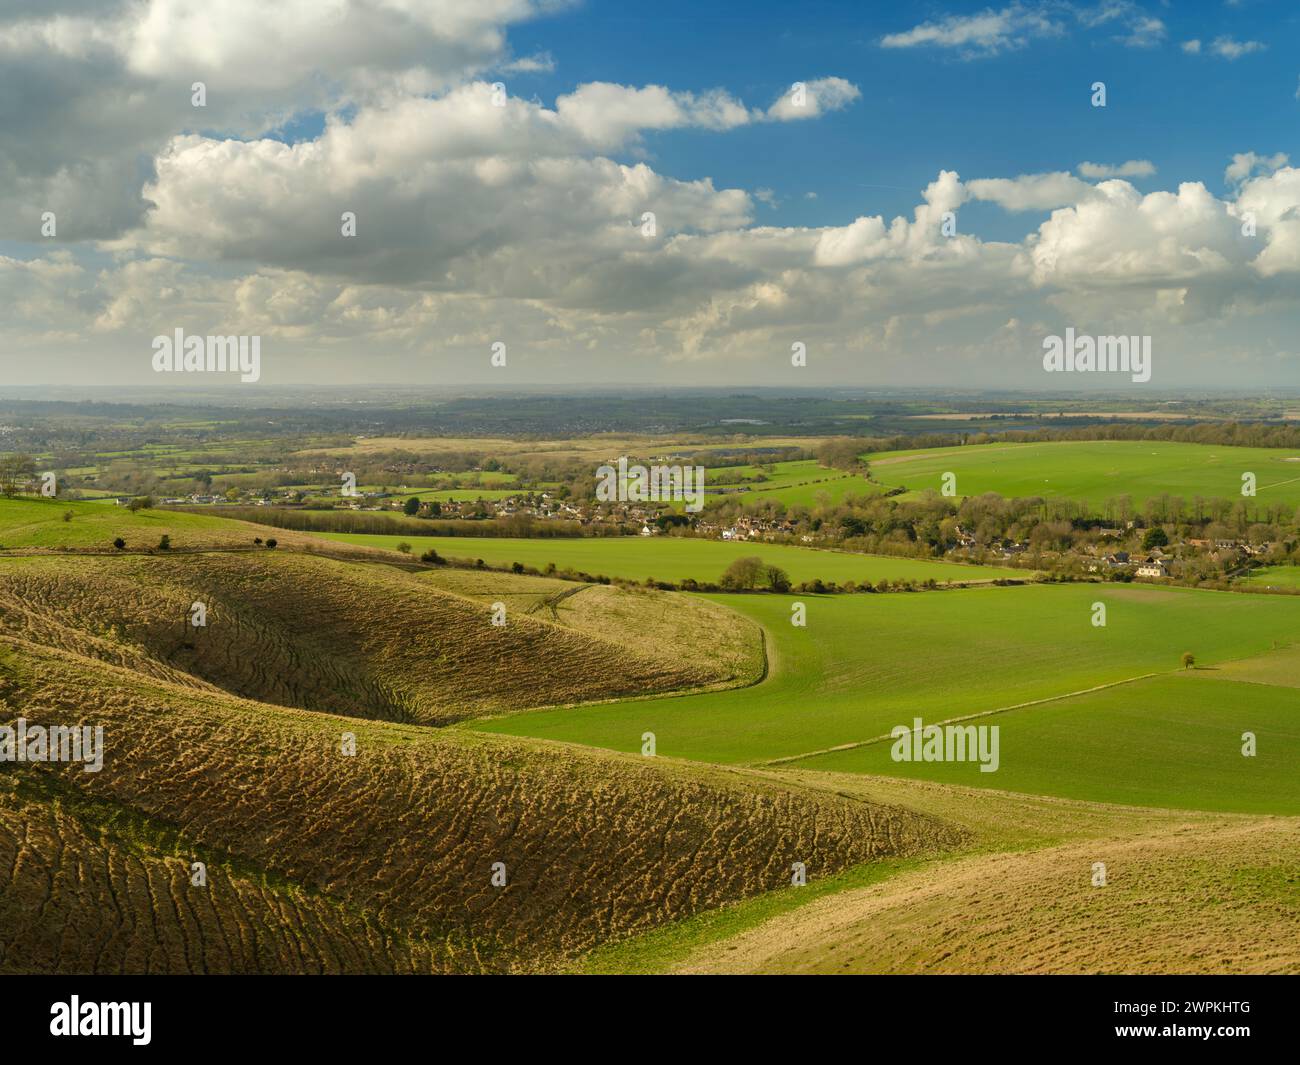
[752,670,1165,769]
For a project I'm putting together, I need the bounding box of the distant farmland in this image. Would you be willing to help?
[865,439,1300,508]
[311,532,1016,585]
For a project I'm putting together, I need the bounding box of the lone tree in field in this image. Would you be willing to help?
[1181,652,1195,670]
[126,495,154,512]
[721,556,766,590]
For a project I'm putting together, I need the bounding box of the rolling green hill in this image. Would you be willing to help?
[0,496,257,550]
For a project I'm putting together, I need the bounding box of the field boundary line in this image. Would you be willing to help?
[753,671,1165,768]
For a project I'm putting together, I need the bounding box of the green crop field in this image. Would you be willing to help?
[865,439,1300,508]
[1240,565,1300,589]
[474,584,1300,813]
[794,672,1300,814]
[312,532,1015,585]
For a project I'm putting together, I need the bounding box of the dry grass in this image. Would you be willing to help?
[0,551,759,724]
[0,635,961,973]
[422,568,763,693]
[673,814,1300,974]
[0,776,448,974]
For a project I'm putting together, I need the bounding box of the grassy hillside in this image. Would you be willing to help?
[671,813,1300,974]
[581,771,1300,975]
[684,460,878,509]
[0,552,760,724]
[0,634,959,974]
[476,584,1300,812]
[420,568,763,686]
[865,439,1300,507]
[1240,564,1300,589]
[0,774,448,975]
[0,496,262,550]
[314,533,1015,585]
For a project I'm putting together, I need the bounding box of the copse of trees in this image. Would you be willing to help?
[0,453,36,497]
[720,556,791,592]
[816,437,867,472]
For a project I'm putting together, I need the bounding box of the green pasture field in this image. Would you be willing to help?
[865,439,1300,508]
[473,584,1300,813]
[313,532,1014,585]
[796,671,1300,814]
[0,496,242,548]
[738,475,878,507]
[1239,565,1300,589]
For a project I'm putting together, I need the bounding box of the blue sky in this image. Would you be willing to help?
[1,0,1299,389]
[500,0,1298,236]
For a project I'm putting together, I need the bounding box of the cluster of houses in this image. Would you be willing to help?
[954,526,1030,560]
[699,516,799,542]
[1087,551,1170,578]
[1085,537,1279,579]
[93,471,1289,586]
